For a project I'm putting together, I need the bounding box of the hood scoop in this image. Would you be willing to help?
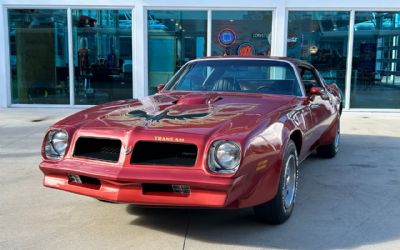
[175,93,222,105]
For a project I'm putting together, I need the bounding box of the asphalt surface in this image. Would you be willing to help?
[1,108,400,250]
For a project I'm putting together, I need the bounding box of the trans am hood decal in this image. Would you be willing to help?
[57,92,296,136]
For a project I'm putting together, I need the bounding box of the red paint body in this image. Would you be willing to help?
[39,57,341,208]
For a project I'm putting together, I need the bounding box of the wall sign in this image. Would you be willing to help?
[252,32,269,39]
[218,28,237,47]
[309,45,319,54]
[287,34,298,47]
[237,42,255,56]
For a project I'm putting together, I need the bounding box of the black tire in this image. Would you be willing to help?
[253,140,299,224]
[317,118,340,158]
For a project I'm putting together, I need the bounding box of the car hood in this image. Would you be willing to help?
[56,92,296,137]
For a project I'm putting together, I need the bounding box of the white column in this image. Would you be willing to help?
[0,6,10,107]
[133,0,147,98]
[344,10,355,110]
[67,8,75,105]
[207,9,212,56]
[270,5,287,57]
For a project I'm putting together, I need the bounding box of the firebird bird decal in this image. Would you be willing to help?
[128,109,210,125]
[105,104,258,128]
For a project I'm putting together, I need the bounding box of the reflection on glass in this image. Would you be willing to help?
[211,11,273,56]
[287,11,350,98]
[147,10,207,95]
[8,9,69,104]
[72,10,133,105]
[351,12,400,108]
[166,60,302,96]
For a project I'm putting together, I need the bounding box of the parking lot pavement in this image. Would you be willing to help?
[1,107,400,250]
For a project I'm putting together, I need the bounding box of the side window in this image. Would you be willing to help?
[300,67,322,94]
[302,70,316,81]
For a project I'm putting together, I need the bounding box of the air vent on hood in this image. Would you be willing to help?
[175,93,223,105]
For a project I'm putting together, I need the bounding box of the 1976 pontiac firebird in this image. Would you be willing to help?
[40,57,342,224]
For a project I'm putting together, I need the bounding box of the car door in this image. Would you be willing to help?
[298,66,335,145]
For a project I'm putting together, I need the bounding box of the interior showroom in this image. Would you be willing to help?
[0,0,399,111]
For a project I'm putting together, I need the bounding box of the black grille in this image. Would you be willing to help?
[131,141,197,166]
[142,183,190,196]
[73,137,121,162]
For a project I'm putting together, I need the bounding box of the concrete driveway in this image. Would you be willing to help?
[1,108,400,250]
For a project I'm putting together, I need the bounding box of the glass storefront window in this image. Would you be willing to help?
[211,11,273,56]
[72,9,133,105]
[351,12,400,109]
[287,11,350,98]
[8,9,69,104]
[147,10,207,95]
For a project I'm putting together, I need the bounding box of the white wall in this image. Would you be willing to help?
[2,0,400,107]
[0,6,8,107]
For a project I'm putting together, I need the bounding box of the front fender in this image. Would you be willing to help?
[232,116,298,207]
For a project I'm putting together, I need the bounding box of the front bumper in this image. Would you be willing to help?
[39,160,247,208]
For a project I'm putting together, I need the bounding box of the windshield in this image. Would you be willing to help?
[164,59,303,96]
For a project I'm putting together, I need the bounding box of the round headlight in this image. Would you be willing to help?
[209,141,241,173]
[44,130,68,159]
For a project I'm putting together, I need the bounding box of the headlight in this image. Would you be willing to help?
[44,130,68,159]
[208,140,241,173]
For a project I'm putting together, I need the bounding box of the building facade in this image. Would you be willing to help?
[1,0,400,111]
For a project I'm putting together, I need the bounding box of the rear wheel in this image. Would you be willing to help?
[317,118,340,158]
[253,140,298,224]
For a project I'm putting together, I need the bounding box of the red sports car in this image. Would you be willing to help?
[40,57,342,224]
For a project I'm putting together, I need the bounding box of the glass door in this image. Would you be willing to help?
[72,9,133,105]
[147,10,207,95]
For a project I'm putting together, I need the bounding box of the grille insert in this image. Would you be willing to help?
[142,183,191,196]
[74,137,121,162]
[131,141,197,166]
[68,174,101,190]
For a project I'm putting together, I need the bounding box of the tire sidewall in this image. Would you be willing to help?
[279,140,299,215]
[334,118,340,154]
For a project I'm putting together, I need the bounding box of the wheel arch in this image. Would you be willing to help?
[289,129,302,157]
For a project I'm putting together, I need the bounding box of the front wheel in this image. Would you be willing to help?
[253,140,299,224]
[317,118,340,158]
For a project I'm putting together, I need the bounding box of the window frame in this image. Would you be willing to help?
[164,57,306,97]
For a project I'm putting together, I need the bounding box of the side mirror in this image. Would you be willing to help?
[309,86,329,100]
[157,83,165,92]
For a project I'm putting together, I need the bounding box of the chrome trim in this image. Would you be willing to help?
[44,129,69,160]
[208,140,241,174]
[283,154,297,210]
